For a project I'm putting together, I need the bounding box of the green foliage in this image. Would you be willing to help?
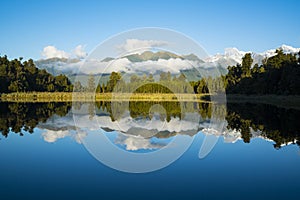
[74,81,84,92]
[106,72,122,92]
[147,73,155,82]
[97,71,225,95]
[225,50,300,95]
[0,55,73,93]
[87,74,96,92]
[241,53,253,78]
[159,71,171,82]
[130,74,142,83]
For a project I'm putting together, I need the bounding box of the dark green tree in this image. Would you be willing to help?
[87,74,96,92]
[106,72,122,92]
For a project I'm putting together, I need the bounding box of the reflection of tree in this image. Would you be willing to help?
[129,101,181,122]
[226,103,300,148]
[226,50,300,95]
[95,101,213,122]
[0,102,71,137]
[88,102,95,120]
[3,100,298,150]
[226,112,252,143]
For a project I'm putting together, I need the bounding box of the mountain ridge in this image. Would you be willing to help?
[34,44,300,79]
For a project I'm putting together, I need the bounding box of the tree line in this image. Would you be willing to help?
[82,71,224,94]
[0,55,73,93]
[2,48,300,96]
[225,50,300,95]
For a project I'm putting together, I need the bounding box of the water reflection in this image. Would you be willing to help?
[0,101,299,150]
[0,102,71,137]
[226,103,300,148]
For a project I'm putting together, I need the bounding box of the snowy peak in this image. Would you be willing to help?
[224,47,249,63]
[34,44,300,77]
[205,47,250,64]
[205,44,300,68]
[279,44,300,54]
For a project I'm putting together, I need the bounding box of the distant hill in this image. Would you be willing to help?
[120,51,204,63]
[34,45,300,84]
[34,57,80,76]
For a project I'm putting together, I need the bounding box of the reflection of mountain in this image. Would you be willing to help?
[1,101,299,150]
[115,133,167,151]
[34,57,80,76]
[0,102,71,137]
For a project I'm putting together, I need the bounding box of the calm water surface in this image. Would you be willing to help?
[0,101,299,199]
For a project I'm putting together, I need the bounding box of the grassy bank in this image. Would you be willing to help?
[0,92,210,102]
[2,93,300,110]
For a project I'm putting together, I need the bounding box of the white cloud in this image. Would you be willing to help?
[41,45,87,59]
[129,58,198,74]
[78,57,131,74]
[117,39,168,54]
[70,57,198,74]
[73,45,87,59]
[39,41,199,74]
[42,46,70,59]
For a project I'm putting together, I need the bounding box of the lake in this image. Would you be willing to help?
[0,101,300,199]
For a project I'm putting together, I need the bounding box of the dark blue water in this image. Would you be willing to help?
[1,128,299,200]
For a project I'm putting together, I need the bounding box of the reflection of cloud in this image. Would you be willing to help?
[75,113,199,133]
[74,130,88,144]
[115,133,165,151]
[42,130,70,143]
[39,110,241,145]
[117,39,168,54]
[41,129,87,144]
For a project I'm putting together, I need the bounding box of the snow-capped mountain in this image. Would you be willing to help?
[34,45,300,79]
[205,47,249,64]
[34,57,81,76]
[205,44,300,68]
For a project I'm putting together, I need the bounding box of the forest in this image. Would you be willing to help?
[225,50,300,95]
[78,71,222,95]
[1,49,300,96]
[0,55,72,93]
[83,49,300,95]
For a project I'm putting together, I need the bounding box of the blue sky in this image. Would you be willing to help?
[1,0,300,60]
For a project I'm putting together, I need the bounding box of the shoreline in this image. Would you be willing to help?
[1,92,300,110]
[0,92,211,103]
